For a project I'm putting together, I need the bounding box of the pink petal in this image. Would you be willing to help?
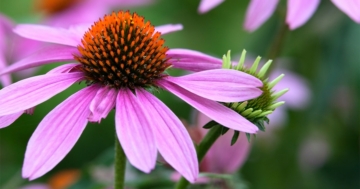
[0,72,84,116]
[206,130,251,173]
[0,111,23,128]
[165,69,262,102]
[198,0,225,14]
[331,0,360,23]
[0,45,78,76]
[243,0,279,32]
[286,0,320,29]
[155,24,183,35]
[22,85,99,180]
[13,24,81,47]
[167,49,223,72]
[89,86,117,123]
[158,79,259,133]
[46,63,81,74]
[115,89,156,173]
[135,89,198,182]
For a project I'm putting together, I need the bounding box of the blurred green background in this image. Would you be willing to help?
[0,0,359,188]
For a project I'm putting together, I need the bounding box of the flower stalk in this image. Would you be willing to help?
[115,135,127,189]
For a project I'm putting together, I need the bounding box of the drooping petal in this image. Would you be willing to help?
[89,86,117,122]
[198,0,225,14]
[155,24,183,35]
[115,89,156,173]
[0,111,23,128]
[167,49,223,72]
[46,63,81,74]
[13,24,81,47]
[135,89,198,182]
[22,85,99,180]
[243,0,279,32]
[165,69,262,102]
[331,0,360,23]
[286,0,320,29]
[0,72,84,116]
[0,45,78,76]
[158,79,259,133]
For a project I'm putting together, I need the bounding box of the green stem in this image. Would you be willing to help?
[266,22,288,62]
[114,135,127,189]
[174,125,223,189]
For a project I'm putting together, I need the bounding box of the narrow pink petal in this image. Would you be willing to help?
[243,0,279,32]
[165,69,262,102]
[135,89,198,182]
[13,24,81,47]
[286,0,320,29]
[331,0,360,23]
[22,85,99,180]
[158,80,259,133]
[167,49,223,72]
[115,89,156,173]
[89,86,117,122]
[46,63,81,74]
[198,0,225,14]
[0,112,23,128]
[0,45,78,76]
[155,24,183,35]
[0,73,84,116]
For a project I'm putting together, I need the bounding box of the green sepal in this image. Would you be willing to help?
[231,131,240,146]
[246,133,251,142]
[202,120,218,129]
[221,126,230,135]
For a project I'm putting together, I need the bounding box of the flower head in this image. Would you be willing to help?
[0,11,263,182]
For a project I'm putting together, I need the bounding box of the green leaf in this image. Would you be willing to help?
[202,120,218,129]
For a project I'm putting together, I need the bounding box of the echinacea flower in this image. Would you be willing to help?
[35,0,153,27]
[0,11,263,182]
[0,14,40,128]
[197,0,360,31]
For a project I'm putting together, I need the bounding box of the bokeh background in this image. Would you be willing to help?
[0,0,359,188]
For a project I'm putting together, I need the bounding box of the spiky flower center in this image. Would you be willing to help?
[74,11,171,89]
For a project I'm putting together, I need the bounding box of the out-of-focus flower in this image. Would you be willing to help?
[0,14,40,128]
[35,0,153,27]
[0,11,263,182]
[331,0,360,24]
[20,169,80,189]
[298,134,330,172]
[197,0,360,31]
[172,112,251,183]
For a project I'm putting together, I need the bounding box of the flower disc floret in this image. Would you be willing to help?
[74,11,171,89]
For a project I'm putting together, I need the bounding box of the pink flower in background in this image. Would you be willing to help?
[35,0,153,27]
[197,0,360,31]
[244,0,321,31]
[197,0,224,14]
[0,11,262,182]
[172,112,250,182]
[331,0,360,23]
[0,14,40,128]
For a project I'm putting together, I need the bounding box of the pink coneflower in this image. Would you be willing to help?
[0,11,263,182]
[0,14,41,128]
[197,0,360,31]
